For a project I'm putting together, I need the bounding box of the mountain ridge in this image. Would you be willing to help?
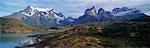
[3,6,147,26]
[4,6,64,26]
[59,6,146,25]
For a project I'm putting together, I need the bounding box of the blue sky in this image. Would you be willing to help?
[0,0,150,18]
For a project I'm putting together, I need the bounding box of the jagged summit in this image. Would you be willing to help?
[84,6,97,16]
[5,6,65,26]
[98,8,105,14]
[64,6,146,24]
[21,6,56,16]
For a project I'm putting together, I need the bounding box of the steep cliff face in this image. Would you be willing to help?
[59,7,146,25]
[96,8,114,21]
[73,6,99,24]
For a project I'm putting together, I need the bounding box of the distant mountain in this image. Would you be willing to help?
[3,6,147,26]
[59,6,146,25]
[59,6,99,25]
[58,17,75,25]
[4,6,64,26]
[74,6,99,23]
[96,8,114,21]
[111,7,146,20]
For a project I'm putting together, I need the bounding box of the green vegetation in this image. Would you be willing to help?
[20,16,150,48]
[0,17,52,33]
[102,16,150,47]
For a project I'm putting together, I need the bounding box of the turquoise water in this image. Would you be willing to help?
[0,32,51,48]
[0,33,29,48]
[0,42,18,48]
[0,30,64,48]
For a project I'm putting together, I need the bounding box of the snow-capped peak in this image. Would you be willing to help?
[26,6,53,11]
[21,6,56,16]
[19,6,65,26]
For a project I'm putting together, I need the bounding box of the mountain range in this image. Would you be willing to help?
[59,6,146,25]
[4,6,64,26]
[3,6,147,26]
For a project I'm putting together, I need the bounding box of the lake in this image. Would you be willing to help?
[0,33,29,48]
[0,33,53,48]
[0,30,65,48]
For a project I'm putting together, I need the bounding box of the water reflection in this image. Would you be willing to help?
[0,32,49,48]
[0,33,30,48]
[0,30,64,48]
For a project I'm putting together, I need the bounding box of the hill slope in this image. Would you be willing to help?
[18,16,150,48]
[103,16,150,47]
[0,17,52,33]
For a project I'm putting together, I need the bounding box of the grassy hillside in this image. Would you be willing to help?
[0,17,52,33]
[19,16,150,48]
[102,16,150,47]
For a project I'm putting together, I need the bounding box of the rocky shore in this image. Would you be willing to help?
[16,25,104,48]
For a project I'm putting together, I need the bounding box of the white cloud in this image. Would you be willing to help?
[0,0,150,18]
[62,0,150,18]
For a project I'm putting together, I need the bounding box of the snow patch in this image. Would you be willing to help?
[21,12,34,16]
[29,6,53,11]
[145,12,150,16]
